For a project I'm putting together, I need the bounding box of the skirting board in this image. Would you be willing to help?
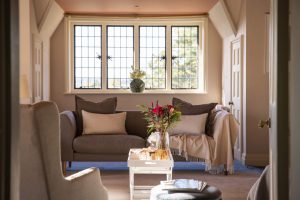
[234,147,242,161]
[242,153,269,166]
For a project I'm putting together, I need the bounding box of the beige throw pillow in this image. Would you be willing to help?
[169,113,208,135]
[82,110,127,135]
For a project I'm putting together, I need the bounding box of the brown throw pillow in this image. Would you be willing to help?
[172,98,218,137]
[75,96,117,135]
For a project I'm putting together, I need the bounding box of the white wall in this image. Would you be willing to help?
[222,0,270,166]
[50,19,223,111]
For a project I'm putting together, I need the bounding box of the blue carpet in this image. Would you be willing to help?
[67,160,264,174]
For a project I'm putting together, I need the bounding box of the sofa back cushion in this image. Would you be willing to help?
[169,113,208,135]
[82,111,127,135]
[172,98,218,137]
[75,96,117,135]
[124,111,148,139]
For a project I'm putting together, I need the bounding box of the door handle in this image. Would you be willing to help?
[258,118,271,128]
[229,101,234,106]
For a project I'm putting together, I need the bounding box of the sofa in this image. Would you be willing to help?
[61,97,238,174]
[61,110,149,162]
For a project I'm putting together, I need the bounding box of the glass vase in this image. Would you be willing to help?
[157,131,169,150]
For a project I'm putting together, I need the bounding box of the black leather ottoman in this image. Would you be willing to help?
[150,184,222,200]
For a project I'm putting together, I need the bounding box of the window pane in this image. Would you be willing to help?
[107,26,134,89]
[139,26,166,89]
[74,25,102,89]
[171,26,199,89]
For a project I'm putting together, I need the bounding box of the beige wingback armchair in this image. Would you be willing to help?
[20,101,108,200]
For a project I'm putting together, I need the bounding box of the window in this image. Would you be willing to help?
[67,17,207,93]
[139,26,166,89]
[171,26,199,89]
[107,26,134,89]
[74,25,102,89]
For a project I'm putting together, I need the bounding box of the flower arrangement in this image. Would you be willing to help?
[130,66,146,79]
[130,66,146,93]
[139,101,181,149]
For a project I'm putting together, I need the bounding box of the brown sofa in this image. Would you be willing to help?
[60,111,149,162]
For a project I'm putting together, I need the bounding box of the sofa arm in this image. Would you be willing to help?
[60,111,77,161]
[211,110,239,173]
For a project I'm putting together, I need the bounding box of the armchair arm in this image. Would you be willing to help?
[54,167,108,200]
[60,111,77,161]
[65,168,108,200]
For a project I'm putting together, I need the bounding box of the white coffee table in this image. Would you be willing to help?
[127,148,174,200]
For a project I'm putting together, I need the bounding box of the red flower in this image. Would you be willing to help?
[152,106,163,116]
[167,105,174,110]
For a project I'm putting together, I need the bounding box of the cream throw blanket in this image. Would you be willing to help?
[170,110,239,174]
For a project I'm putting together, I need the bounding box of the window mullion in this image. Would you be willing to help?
[134,25,139,70]
[102,24,107,90]
[166,25,172,90]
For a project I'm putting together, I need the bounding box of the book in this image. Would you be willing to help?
[162,179,207,193]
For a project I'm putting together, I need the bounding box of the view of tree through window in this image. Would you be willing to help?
[139,26,166,89]
[171,26,199,89]
[107,26,134,89]
[74,25,102,89]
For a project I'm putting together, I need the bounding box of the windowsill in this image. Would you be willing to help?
[64,89,207,95]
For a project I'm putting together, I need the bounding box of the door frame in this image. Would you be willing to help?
[0,0,20,200]
[269,0,289,199]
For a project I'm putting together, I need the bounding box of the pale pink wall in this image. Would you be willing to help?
[19,0,64,103]
[222,0,270,166]
[244,0,270,163]
[50,19,222,111]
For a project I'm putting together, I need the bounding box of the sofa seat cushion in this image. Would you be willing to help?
[73,134,146,154]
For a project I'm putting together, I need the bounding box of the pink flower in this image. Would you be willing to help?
[170,108,174,113]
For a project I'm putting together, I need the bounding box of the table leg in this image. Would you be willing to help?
[166,169,172,181]
[129,168,134,200]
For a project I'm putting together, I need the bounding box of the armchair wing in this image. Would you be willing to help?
[20,102,108,200]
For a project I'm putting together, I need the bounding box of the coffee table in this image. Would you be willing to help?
[127,148,174,200]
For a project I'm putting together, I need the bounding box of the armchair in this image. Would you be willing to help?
[20,101,108,200]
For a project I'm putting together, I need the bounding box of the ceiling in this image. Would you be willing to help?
[55,0,218,15]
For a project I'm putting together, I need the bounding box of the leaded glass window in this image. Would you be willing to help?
[171,26,199,89]
[139,26,166,89]
[74,25,102,89]
[107,26,134,89]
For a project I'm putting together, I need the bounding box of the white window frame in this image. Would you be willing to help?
[65,15,208,94]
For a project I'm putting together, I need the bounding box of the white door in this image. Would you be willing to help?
[33,39,43,103]
[230,36,243,160]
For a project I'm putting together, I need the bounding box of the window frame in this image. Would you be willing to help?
[65,16,208,94]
